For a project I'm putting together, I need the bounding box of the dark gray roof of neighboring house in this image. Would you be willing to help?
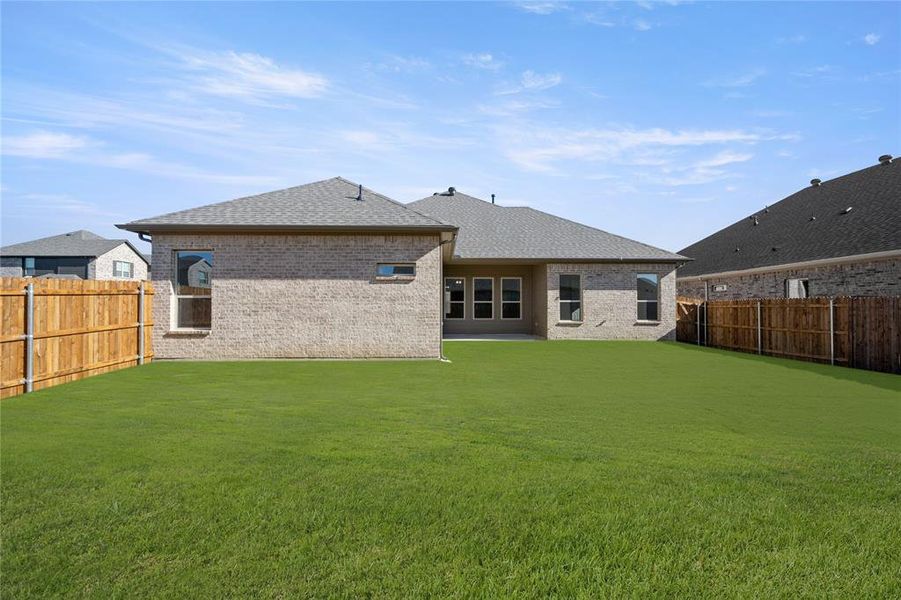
[678,158,901,278]
[407,191,686,261]
[118,177,453,232]
[0,230,149,264]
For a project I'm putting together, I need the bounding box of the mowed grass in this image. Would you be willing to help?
[2,342,900,598]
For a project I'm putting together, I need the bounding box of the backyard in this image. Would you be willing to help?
[2,341,899,597]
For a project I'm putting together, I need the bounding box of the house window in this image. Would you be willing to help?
[113,260,134,278]
[473,277,494,319]
[501,277,522,320]
[175,250,213,329]
[444,277,465,320]
[24,257,35,276]
[637,274,659,321]
[785,278,809,299]
[376,263,415,279]
[559,274,582,322]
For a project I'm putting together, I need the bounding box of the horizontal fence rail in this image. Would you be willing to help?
[676,295,900,374]
[1,277,154,398]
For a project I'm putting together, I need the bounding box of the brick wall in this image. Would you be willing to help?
[151,233,443,359]
[677,255,901,300]
[1,257,22,277]
[543,263,678,340]
[90,244,149,280]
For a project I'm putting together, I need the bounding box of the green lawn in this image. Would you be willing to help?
[3,342,900,598]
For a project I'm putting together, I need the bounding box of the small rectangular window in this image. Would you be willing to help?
[785,278,809,299]
[376,263,415,279]
[113,260,134,278]
[559,274,582,322]
[444,277,465,319]
[473,277,494,320]
[175,251,212,329]
[501,277,522,320]
[637,274,659,321]
[24,257,35,276]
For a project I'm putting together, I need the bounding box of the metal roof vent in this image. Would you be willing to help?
[841,206,853,214]
[878,154,893,165]
[810,178,821,187]
[357,184,363,201]
[809,216,816,221]
[447,187,456,196]
[752,215,759,226]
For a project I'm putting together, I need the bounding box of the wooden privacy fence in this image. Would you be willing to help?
[676,296,901,374]
[1,278,153,398]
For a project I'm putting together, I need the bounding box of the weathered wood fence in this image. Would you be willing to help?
[1,278,153,398]
[676,296,900,374]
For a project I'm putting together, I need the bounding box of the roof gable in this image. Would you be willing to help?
[408,192,685,261]
[1,230,148,264]
[118,177,452,232]
[678,159,901,277]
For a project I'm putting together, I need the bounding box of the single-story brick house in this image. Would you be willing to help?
[118,177,686,359]
[0,230,149,280]
[677,155,901,300]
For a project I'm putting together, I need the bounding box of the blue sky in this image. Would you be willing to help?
[2,1,898,253]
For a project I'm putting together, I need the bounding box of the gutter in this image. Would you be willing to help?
[676,248,901,281]
[115,223,458,234]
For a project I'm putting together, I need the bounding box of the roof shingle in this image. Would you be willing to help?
[1,230,147,263]
[678,159,901,277]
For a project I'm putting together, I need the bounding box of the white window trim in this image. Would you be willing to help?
[785,278,809,299]
[500,277,523,320]
[376,262,416,281]
[173,250,213,332]
[558,273,583,323]
[444,277,465,320]
[637,273,660,322]
[472,277,494,320]
[113,260,134,279]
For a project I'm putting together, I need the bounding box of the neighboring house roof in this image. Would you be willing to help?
[0,230,149,264]
[117,177,454,233]
[408,191,686,261]
[678,158,901,278]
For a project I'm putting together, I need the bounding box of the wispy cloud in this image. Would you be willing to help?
[704,68,766,88]
[863,33,881,46]
[633,19,653,31]
[497,70,563,95]
[2,131,89,158]
[462,52,504,71]
[514,1,569,15]
[8,193,125,219]
[163,46,328,104]
[372,55,431,73]
[692,150,753,169]
[792,64,840,81]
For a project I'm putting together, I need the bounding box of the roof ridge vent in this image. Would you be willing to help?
[810,178,821,187]
[878,154,893,165]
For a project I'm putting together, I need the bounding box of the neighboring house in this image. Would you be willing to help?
[678,155,901,300]
[118,177,686,360]
[0,230,149,280]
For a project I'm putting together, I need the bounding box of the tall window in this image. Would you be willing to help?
[501,277,522,320]
[473,277,494,319]
[785,278,809,299]
[559,274,582,322]
[444,278,465,319]
[637,274,659,321]
[23,257,35,276]
[175,251,213,329]
[113,260,133,278]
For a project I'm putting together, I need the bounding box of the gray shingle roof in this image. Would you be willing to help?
[1,230,148,264]
[118,177,453,232]
[408,192,686,261]
[678,159,901,277]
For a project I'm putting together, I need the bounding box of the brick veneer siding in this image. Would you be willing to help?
[1,257,22,277]
[90,244,149,280]
[677,255,901,300]
[152,233,443,359]
[544,263,677,340]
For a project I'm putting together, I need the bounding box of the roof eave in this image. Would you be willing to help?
[116,223,459,234]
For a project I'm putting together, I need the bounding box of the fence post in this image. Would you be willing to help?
[756,300,762,355]
[829,297,834,366]
[24,282,34,393]
[137,281,145,365]
[704,302,708,346]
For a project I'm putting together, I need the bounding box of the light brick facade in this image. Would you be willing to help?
[90,244,149,280]
[543,263,678,341]
[152,233,443,359]
[678,255,901,300]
